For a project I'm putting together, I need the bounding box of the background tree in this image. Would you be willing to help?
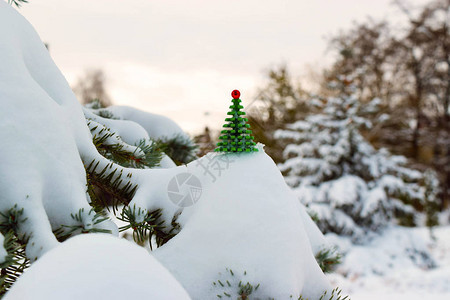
[326,20,393,103]
[247,66,311,162]
[194,126,215,157]
[326,0,449,207]
[73,69,112,107]
[276,76,440,239]
[392,0,450,207]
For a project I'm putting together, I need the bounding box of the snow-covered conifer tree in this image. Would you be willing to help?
[0,3,346,298]
[276,76,439,241]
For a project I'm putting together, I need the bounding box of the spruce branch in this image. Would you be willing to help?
[8,0,29,8]
[298,287,350,300]
[88,120,163,169]
[53,208,111,242]
[156,134,198,164]
[133,139,164,168]
[118,206,179,249]
[0,231,30,296]
[118,206,159,244]
[87,107,197,165]
[0,205,28,239]
[97,109,117,119]
[89,105,119,119]
[85,160,138,213]
[84,114,185,249]
[213,268,260,300]
[0,206,30,296]
[150,212,180,249]
[84,99,106,110]
[315,247,342,273]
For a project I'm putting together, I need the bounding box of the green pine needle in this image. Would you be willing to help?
[118,205,180,249]
[299,287,350,300]
[0,205,27,235]
[53,208,111,242]
[8,0,28,8]
[315,247,342,273]
[0,231,29,296]
[213,268,260,300]
[154,134,198,165]
[85,160,138,214]
[88,120,163,169]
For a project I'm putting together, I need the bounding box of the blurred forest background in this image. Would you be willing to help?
[200,0,450,214]
[73,0,449,212]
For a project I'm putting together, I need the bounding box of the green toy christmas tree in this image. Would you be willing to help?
[215,90,258,153]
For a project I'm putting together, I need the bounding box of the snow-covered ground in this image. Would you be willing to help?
[327,225,450,300]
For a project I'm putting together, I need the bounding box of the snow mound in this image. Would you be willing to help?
[5,234,191,300]
[154,144,332,299]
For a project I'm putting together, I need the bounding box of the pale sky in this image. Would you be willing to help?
[15,0,429,134]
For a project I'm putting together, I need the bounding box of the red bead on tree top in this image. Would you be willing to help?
[231,90,241,99]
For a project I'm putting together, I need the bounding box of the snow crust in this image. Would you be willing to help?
[154,144,332,299]
[5,234,191,300]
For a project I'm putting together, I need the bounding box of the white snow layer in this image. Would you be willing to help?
[0,1,117,260]
[155,145,332,299]
[0,3,333,298]
[83,112,176,168]
[5,234,191,300]
[106,105,189,141]
[84,106,188,168]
